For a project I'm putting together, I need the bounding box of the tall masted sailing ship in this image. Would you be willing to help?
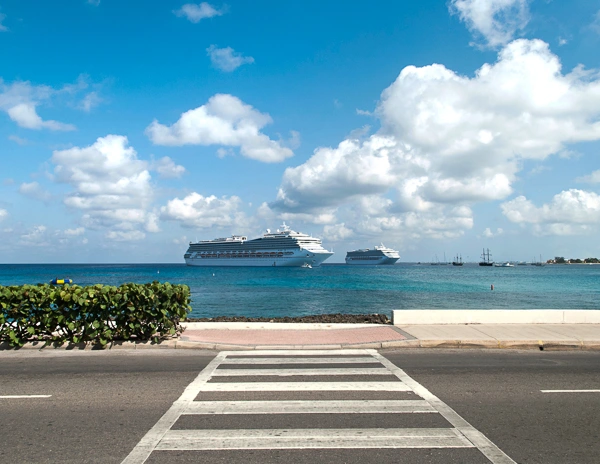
[184,224,333,267]
[479,248,494,266]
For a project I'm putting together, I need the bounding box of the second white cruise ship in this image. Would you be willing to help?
[345,244,400,265]
[184,224,333,267]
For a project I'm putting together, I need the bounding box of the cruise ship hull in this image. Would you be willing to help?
[345,256,399,265]
[185,250,333,267]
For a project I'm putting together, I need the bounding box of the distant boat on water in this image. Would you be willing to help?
[479,248,494,266]
[494,262,514,267]
[531,254,545,267]
[452,254,463,266]
[431,253,450,265]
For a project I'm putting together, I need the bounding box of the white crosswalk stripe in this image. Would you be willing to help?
[219,356,380,364]
[198,381,412,392]
[156,427,474,450]
[183,399,437,414]
[122,349,516,464]
[211,367,389,375]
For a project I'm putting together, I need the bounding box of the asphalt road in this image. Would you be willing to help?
[0,349,598,464]
[385,350,600,464]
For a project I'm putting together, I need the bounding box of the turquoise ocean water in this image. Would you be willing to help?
[0,263,598,319]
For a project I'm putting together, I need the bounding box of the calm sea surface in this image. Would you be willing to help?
[0,263,598,318]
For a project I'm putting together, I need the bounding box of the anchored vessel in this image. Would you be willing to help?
[479,248,494,267]
[452,254,463,266]
[531,255,545,267]
[184,224,333,267]
[494,262,514,267]
[345,244,400,265]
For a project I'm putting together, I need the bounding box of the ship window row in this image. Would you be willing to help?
[347,253,382,257]
[188,247,298,253]
[348,257,380,260]
[190,238,320,246]
[189,243,301,250]
[190,251,295,258]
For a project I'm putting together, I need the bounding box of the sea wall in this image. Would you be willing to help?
[392,309,600,325]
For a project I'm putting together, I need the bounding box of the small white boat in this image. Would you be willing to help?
[494,262,514,267]
[301,263,312,268]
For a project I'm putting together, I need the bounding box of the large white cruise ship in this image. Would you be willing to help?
[345,244,400,265]
[184,224,334,267]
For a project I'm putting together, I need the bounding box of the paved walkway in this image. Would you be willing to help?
[177,322,600,351]
[181,325,409,349]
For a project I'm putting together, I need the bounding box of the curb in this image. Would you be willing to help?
[3,338,600,351]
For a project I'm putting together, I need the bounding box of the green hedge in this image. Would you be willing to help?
[0,282,191,348]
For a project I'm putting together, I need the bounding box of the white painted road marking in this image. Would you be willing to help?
[220,356,379,365]
[541,390,600,393]
[212,367,389,376]
[122,349,516,464]
[222,349,373,356]
[184,399,437,414]
[199,381,411,392]
[156,427,473,450]
[0,395,52,398]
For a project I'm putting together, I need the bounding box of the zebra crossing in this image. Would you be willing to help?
[122,349,515,463]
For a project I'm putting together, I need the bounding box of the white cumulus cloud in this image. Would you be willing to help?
[207,45,254,72]
[79,91,102,112]
[576,170,600,184]
[591,10,600,35]
[161,192,246,229]
[64,227,85,236]
[174,2,225,22]
[19,182,52,203]
[0,12,7,32]
[51,135,156,241]
[0,209,7,222]
[106,230,145,241]
[278,211,337,225]
[449,0,530,48]
[270,39,600,243]
[7,103,75,131]
[501,189,600,235]
[153,156,186,179]
[145,212,161,233]
[0,78,82,130]
[483,227,504,238]
[8,135,29,145]
[146,94,294,163]
[273,136,397,212]
[19,225,49,247]
[322,223,354,242]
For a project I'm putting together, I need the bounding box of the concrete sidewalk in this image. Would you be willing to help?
[175,322,600,351]
[179,322,411,350]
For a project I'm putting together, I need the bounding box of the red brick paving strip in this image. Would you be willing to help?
[182,327,406,346]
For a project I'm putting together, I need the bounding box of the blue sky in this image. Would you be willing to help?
[1,0,600,263]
